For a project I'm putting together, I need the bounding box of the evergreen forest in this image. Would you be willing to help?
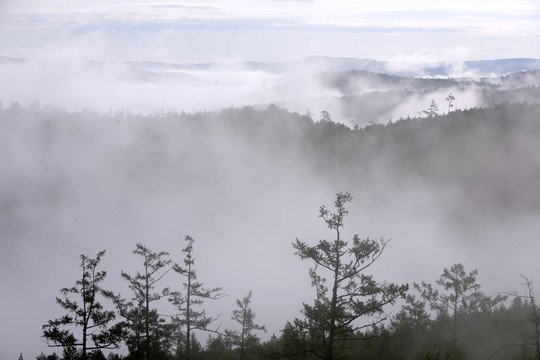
[3,101,540,360]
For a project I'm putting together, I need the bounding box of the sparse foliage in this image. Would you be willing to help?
[446,93,456,113]
[423,99,439,117]
[506,275,540,360]
[113,243,173,360]
[169,235,224,360]
[415,263,506,352]
[226,291,267,360]
[42,251,122,360]
[291,191,408,360]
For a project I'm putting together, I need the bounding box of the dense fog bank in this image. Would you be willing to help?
[1,56,539,127]
[1,102,540,358]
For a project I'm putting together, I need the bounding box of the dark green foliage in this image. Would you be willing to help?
[389,295,432,359]
[42,251,122,360]
[87,350,106,360]
[106,354,124,360]
[4,101,540,224]
[112,243,173,360]
[61,346,80,360]
[169,235,224,359]
[204,335,234,360]
[226,291,266,360]
[414,263,506,357]
[417,346,465,360]
[504,276,540,360]
[291,192,408,360]
[36,353,60,360]
[17,100,540,360]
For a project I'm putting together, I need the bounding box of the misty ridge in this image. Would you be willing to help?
[3,56,540,360]
[2,100,540,227]
[2,55,540,125]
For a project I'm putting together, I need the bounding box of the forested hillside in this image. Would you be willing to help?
[3,101,540,222]
[2,56,540,125]
[2,101,540,359]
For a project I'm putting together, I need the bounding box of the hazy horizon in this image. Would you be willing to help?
[2,0,540,64]
[1,1,539,359]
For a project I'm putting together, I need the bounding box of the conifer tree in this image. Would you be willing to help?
[423,99,439,117]
[169,235,224,360]
[110,243,172,360]
[292,192,408,360]
[415,263,505,351]
[42,251,122,360]
[226,291,266,360]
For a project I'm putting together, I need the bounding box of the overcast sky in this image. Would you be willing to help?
[2,0,540,63]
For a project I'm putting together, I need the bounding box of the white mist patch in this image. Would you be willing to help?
[0,57,351,117]
[1,57,540,359]
[0,58,285,113]
[388,86,483,120]
[2,103,540,359]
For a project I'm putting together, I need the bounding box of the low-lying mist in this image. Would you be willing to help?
[1,101,540,358]
[2,56,539,127]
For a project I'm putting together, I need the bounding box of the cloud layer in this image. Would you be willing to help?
[2,0,540,62]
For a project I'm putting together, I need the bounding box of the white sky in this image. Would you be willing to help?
[1,0,540,62]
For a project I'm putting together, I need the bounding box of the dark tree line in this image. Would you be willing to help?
[42,250,123,360]
[3,101,540,223]
[41,237,226,360]
[4,101,539,359]
[36,192,540,360]
[289,192,407,360]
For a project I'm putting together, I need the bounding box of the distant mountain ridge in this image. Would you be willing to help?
[123,56,540,78]
[3,55,540,78]
[1,55,539,122]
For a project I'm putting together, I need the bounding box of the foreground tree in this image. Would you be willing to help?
[169,235,224,360]
[42,251,122,360]
[227,291,267,360]
[291,192,408,360]
[111,243,172,360]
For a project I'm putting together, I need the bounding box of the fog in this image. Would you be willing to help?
[0,58,282,114]
[1,56,540,359]
[3,56,539,127]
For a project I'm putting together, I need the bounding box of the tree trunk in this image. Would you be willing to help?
[452,288,458,348]
[240,316,246,360]
[82,268,88,360]
[327,229,341,360]
[145,267,150,360]
[186,262,192,360]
